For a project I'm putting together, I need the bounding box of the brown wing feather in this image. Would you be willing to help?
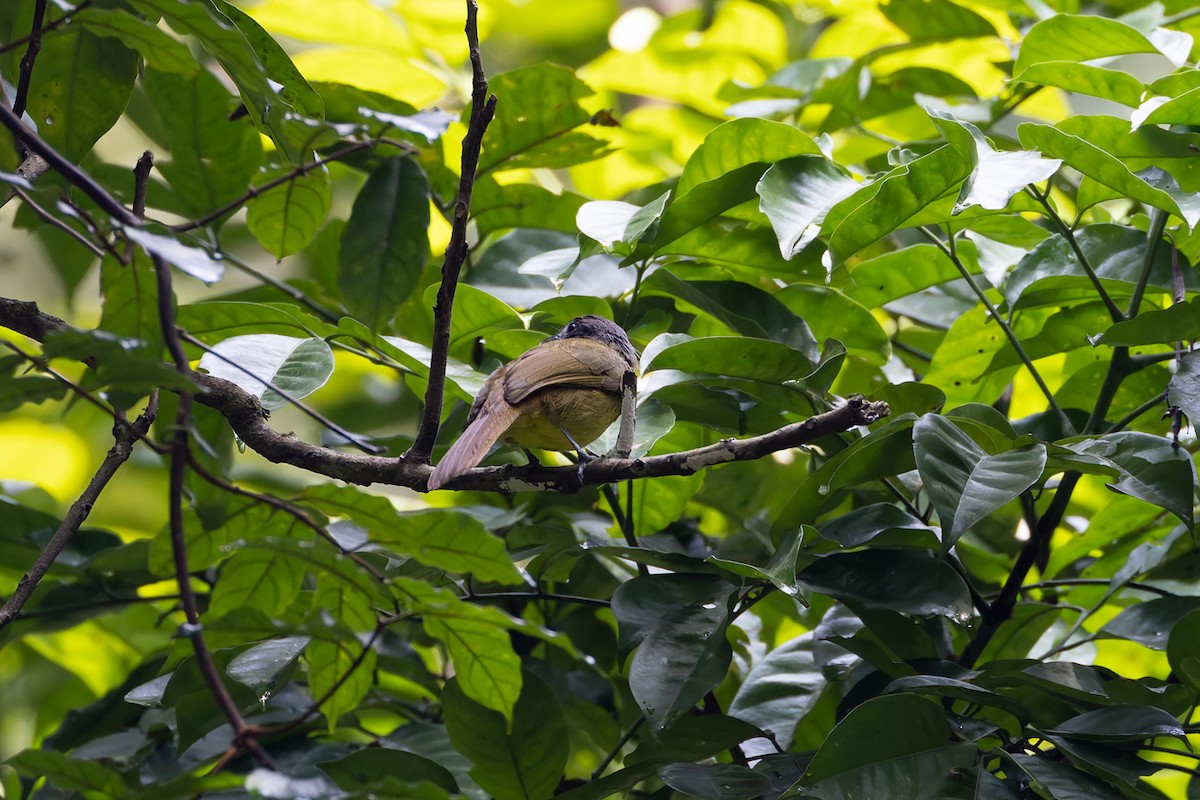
[427,394,520,491]
[502,339,626,405]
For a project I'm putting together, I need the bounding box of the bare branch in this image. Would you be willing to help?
[0,0,95,56]
[0,397,157,630]
[409,0,498,460]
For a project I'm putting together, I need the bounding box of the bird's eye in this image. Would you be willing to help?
[567,322,577,332]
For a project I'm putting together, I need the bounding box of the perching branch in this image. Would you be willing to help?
[0,396,157,630]
[409,0,498,460]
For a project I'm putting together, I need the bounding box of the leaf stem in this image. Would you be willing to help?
[1025,186,1125,322]
[1125,207,1168,318]
[920,226,1072,432]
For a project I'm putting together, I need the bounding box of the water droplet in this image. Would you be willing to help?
[44,115,54,126]
[817,484,830,496]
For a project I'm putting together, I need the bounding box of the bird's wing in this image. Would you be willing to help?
[501,339,627,405]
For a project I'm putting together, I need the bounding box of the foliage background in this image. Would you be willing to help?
[2,0,1200,798]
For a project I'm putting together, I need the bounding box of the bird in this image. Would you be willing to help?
[426,315,638,491]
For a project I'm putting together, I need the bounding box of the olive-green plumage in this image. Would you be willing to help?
[426,316,638,491]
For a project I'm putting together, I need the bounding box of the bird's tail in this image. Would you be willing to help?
[427,401,519,491]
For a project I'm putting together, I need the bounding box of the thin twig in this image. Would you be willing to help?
[1125,207,1167,318]
[921,226,1072,432]
[409,0,498,460]
[1026,186,1125,323]
[184,454,389,584]
[151,252,273,768]
[10,185,105,257]
[1012,578,1174,598]
[0,397,157,629]
[0,98,139,226]
[180,330,383,454]
[12,0,48,118]
[170,139,386,233]
[0,0,95,56]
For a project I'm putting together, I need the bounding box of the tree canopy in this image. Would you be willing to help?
[2,0,1200,798]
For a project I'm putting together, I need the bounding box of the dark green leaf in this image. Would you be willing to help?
[319,748,458,793]
[796,549,973,620]
[443,672,568,800]
[658,763,771,800]
[914,413,1046,545]
[1005,753,1126,800]
[1019,123,1200,227]
[819,504,940,549]
[1101,597,1200,650]
[1169,351,1200,428]
[1014,15,1188,75]
[1065,432,1195,530]
[800,694,975,799]
[1046,705,1185,743]
[307,637,377,730]
[1099,299,1200,346]
[80,9,197,75]
[1168,610,1200,693]
[226,636,310,693]
[727,632,823,754]
[644,335,815,383]
[612,573,736,733]
[337,157,431,328]
[641,271,819,358]
[8,749,127,796]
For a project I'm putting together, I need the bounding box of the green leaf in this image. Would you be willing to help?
[226,636,310,693]
[0,375,67,411]
[246,166,332,259]
[177,301,338,342]
[443,672,568,800]
[823,144,972,262]
[879,0,996,42]
[676,118,820,197]
[307,636,376,730]
[931,111,1061,213]
[1100,596,1200,650]
[472,177,586,237]
[756,155,859,259]
[1005,753,1126,800]
[480,64,609,174]
[1099,298,1200,346]
[1168,351,1200,428]
[124,226,226,284]
[846,243,963,310]
[576,190,670,255]
[423,283,524,351]
[914,414,1046,546]
[1019,123,1200,228]
[337,157,431,328]
[796,549,973,619]
[131,66,264,220]
[1014,63,1146,107]
[8,749,127,797]
[207,547,305,618]
[800,694,975,799]
[1167,610,1200,694]
[304,484,522,584]
[818,504,940,549]
[1046,705,1185,743]
[319,749,459,793]
[727,632,823,755]
[1064,432,1196,530]
[79,9,197,75]
[14,7,137,162]
[641,271,819,358]
[197,334,334,410]
[1004,224,1183,311]
[775,285,888,364]
[644,335,815,383]
[1015,15,1189,75]
[612,574,737,734]
[131,0,322,154]
[658,763,771,800]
